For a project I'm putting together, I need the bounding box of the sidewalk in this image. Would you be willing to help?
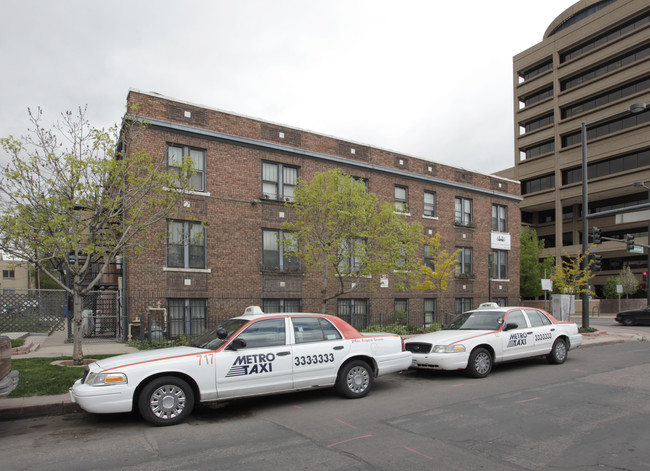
[0,320,646,421]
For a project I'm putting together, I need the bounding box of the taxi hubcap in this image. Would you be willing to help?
[150,385,186,419]
[347,366,369,392]
[475,352,490,374]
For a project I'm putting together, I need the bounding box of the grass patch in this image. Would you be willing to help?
[128,335,192,350]
[10,338,25,348]
[579,327,598,334]
[8,355,114,398]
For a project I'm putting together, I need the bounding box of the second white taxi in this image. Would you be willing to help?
[405,306,582,378]
[70,307,412,426]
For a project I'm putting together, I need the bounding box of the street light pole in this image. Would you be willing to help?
[633,181,650,307]
[580,102,647,329]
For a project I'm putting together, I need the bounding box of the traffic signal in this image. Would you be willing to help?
[592,227,602,244]
[625,233,635,251]
[591,254,602,271]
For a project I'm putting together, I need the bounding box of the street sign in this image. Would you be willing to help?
[629,245,644,253]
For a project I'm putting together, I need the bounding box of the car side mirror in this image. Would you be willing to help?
[228,338,247,351]
[504,322,518,331]
[216,328,228,340]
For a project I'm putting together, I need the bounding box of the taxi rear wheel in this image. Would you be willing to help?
[547,338,567,364]
[138,376,195,426]
[336,360,374,398]
[466,347,492,378]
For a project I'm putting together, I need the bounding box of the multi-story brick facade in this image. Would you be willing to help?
[122,89,521,335]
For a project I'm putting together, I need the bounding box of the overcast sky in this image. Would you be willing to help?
[0,0,578,175]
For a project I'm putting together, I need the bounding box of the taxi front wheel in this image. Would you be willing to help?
[466,347,492,378]
[138,376,195,426]
[336,360,374,398]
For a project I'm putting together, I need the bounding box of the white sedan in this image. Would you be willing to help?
[405,306,582,378]
[70,307,411,426]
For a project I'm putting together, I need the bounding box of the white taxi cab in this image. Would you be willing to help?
[405,306,582,378]
[70,307,411,426]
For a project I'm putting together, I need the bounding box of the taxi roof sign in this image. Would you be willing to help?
[244,306,264,316]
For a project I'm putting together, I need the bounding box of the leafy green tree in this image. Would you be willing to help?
[283,169,423,313]
[520,226,555,299]
[413,233,460,317]
[619,265,638,298]
[0,107,193,364]
[551,251,595,296]
[602,277,620,299]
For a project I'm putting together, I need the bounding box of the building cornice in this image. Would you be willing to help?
[128,115,522,203]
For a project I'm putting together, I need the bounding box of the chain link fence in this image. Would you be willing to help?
[0,289,67,333]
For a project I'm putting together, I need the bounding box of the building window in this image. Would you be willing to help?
[167,220,206,269]
[2,270,15,279]
[455,298,473,314]
[561,76,650,119]
[424,245,435,270]
[168,298,207,338]
[521,140,554,160]
[263,299,301,313]
[424,298,437,326]
[520,86,553,108]
[491,250,508,280]
[394,185,408,213]
[394,299,408,324]
[492,204,508,232]
[262,230,300,272]
[562,110,650,148]
[561,43,650,91]
[262,161,299,201]
[518,59,553,82]
[522,174,555,194]
[455,197,473,226]
[338,238,366,274]
[493,297,507,308]
[167,144,206,192]
[456,247,473,276]
[423,191,436,217]
[337,299,369,329]
[521,113,553,134]
[560,11,650,63]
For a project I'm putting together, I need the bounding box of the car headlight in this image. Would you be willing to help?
[85,372,128,386]
[432,344,466,353]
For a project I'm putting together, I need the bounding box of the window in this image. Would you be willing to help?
[167,220,206,269]
[167,144,206,192]
[424,191,436,217]
[2,270,15,279]
[292,317,342,343]
[168,298,207,338]
[525,309,552,327]
[492,204,507,232]
[491,250,508,280]
[455,197,473,226]
[263,298,301,313]
[337,299,369,329]
[262,162,299,201]
[338,238,366,274]
[456,247,473,276]
[394,185,408,213]
[394,299,408,324]
[424,298,436,326]
[424,245,435,270]
[505,310,528,329]
[237,318,286,348]
[455,298,473,314]
[262,230,300,272]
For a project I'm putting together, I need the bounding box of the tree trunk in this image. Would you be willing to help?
[72,288,84,365]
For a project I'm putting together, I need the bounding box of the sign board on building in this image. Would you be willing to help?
[629,245,644,254]
[380,274,389,288]
[491,232,511,250]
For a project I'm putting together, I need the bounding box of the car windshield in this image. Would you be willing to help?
[190,318,249,350]
[444,311,504,331]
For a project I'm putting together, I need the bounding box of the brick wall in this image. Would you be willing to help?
[123,90,521,330]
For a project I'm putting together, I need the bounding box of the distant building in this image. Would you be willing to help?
[498,0,650,297]
[121,89,521,336]
[0,256,34,293]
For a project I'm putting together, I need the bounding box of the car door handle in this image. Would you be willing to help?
[277,351,291,356]
[550,328,555,331]
[333,346,344,350]
[527,331,533,335]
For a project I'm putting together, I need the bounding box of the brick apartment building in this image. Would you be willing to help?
[122,89,521,336]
